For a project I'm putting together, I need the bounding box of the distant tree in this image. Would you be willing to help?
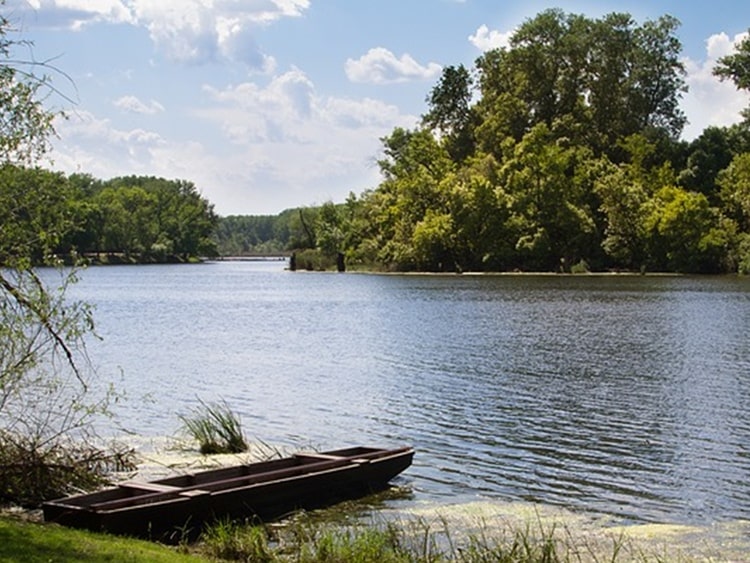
[93,186,158,257]
[89,176,217,260]
[213,215,287,256]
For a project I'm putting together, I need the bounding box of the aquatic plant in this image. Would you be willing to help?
[179,399,248,455]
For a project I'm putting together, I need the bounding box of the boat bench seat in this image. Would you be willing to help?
[119,481,182,493]
[296,453,373,465]
[295,453,344,461]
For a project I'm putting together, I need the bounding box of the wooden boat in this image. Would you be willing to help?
[42,445,414,541]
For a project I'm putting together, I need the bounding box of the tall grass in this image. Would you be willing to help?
[179,399,247,455]
[196,514,646,562]
[200,518,274,562]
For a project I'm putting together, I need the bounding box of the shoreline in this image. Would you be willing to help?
[4,437,748,560]
[112,437,750,560]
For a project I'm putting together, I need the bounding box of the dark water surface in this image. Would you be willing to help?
[70,262,750,528]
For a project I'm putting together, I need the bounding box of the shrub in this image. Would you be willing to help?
[290,249,337,271]
[570,259,590,274]
[0,432,135,506]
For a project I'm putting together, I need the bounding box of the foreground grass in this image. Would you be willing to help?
[0,517,204,563]
[0,511,695,563]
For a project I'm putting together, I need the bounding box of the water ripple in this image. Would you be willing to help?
[70,265,750,526]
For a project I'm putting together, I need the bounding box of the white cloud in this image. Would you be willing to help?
[49,109,166,175]
[194,74,416,210]
[681,31,750,140]
[345,47,442,84]
[469,24,513,51]
[324,97,403,129]
[114,95,164,114]
[13,0,306,68]
[133,2,219,64]
[202,68,316,143]
[13,0,133,29]
[48,71,417,215]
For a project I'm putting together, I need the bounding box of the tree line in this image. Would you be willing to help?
[0,167,218,265]
[5,8,750,274]
[217,10,750,274]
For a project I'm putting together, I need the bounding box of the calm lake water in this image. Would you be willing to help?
[68,261,750,531]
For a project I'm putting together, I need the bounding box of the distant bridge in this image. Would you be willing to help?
[210,254,291,261]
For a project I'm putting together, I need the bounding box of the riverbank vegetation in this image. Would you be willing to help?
[1,508,706,562]
[3,10,750,274]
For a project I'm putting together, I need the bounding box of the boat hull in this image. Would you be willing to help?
[42,446,413,541]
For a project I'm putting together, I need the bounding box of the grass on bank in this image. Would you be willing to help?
[0,515,589,563]
[0,516,203,562]
[0,511,683,563]
[198,515,642,563]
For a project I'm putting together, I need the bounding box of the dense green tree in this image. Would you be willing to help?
[643,186,730,272]
[99,176,217,260]
[93,186,157,257]
[595,162,650,269]
[213,9,747,275]
[443,155,514,271]
[75,176,218,261]
[412,208,457,271]
[498,124,597,270]
[372,128,455,270]
[506,10,591,131]
[422,64,476,161]
[473,48,530,159]
[717,152,750,231]
[0,165,79,265]
[473,10,686,163]
[678,127,734,202]
[594,134,675,270]
[316,201,345,258]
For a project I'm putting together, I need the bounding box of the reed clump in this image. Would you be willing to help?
[179,399,248,455]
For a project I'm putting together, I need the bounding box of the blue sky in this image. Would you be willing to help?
[7,1,750,216]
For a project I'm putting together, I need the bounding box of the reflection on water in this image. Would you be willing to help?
[70,263,750,533]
